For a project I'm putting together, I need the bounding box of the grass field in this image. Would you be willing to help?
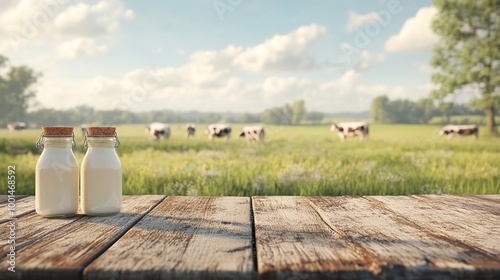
[1,124,499,196]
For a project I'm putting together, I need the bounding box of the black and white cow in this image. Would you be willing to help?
[146,122,170,140]
[239,126,265,143]
[7,122,26,131]
[205,124,231,142]
[80,124,87,136]
[330,122,369,141]
[186,124,196,138]
[439,124,478,139]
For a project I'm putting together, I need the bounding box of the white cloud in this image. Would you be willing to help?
[356,50,385,71]
[262,76,315,99]
[123,9,134,20]
[385,6,438,53]
[0,0,133,58]
[233,23,327,72]
[64,23,330,110]
[320,70,359,93]
[56,38,107,59]
[53,0,125,37]
[347,11,380,32]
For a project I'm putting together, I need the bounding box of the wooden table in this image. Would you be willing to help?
[1,195,499,279]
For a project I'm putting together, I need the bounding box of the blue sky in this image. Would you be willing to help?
[0,0,438,113]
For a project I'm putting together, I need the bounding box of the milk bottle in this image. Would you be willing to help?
[81,127,122,216]
[35,127,79,217]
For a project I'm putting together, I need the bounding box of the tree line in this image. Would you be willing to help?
[370,95,487,124]
[3,101,325,128]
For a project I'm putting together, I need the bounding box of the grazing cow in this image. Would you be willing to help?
[439,124,478,139]
[186,124,196,138]
[146,122,170,140]
[205,124,231,142]
[80,124,89,136]
[239,126,265,143]
[7,122,26,131]
[331,122,369,141]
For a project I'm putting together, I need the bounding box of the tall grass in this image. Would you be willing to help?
[1,124,499,196]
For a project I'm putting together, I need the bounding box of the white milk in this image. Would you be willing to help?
[81,141,122,216]
[35,138,79,217]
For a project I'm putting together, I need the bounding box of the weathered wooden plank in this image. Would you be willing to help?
[253,196,379,279]
[0,211,82,256]
[372,195,500,260]
[472,195,500,204]
[309,196,500,279]
[1,197,156,256]
[431,195,500,215]
[84,196,254,280]
[0,196,35,223]
[0,195,165,280]
[0,195,28,204]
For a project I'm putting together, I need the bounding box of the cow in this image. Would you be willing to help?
[7,122,26,131]
[439,124,478,139]
[186,124,196,138]
[330,122,369,141]
[146,122,170,140]
[205,124,231,142]
[80,124,87,136]
[239,126,265,143]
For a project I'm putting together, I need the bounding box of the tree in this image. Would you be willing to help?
[371,95,391,123]
[261,100,319,125]
[0,55,41,127]
[437,102,453,124]
[304,111,324,123]
[431,0,500,135]
[291,99,306,125]
[415,98,436,124]
[370,95,439,124]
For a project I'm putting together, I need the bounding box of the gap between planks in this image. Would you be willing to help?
[76,195,167,279]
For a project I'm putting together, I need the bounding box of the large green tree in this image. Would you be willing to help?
[431,0,500,135]
[0,55,40,126]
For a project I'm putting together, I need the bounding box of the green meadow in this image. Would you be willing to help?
[1,124,499,196]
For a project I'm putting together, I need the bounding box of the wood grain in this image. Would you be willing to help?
[0,211,82,256]
[84,196,254,280]
[0,196,35,224]
[371,195,500,257]
[472,194,500,204]
[310,196,500,279]
[252,196,377,280]
[0,195,164,280]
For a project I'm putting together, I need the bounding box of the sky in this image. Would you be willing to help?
[0,0,440,113]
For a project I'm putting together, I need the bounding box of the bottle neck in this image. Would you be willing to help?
[42,137,75,148]
[86,136,118,148]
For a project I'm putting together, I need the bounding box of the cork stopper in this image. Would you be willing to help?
[42,126,73,137]
[86,127,116,137]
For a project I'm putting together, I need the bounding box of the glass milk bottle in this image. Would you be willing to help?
[35,127,79,217]
[81,127,122,216]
